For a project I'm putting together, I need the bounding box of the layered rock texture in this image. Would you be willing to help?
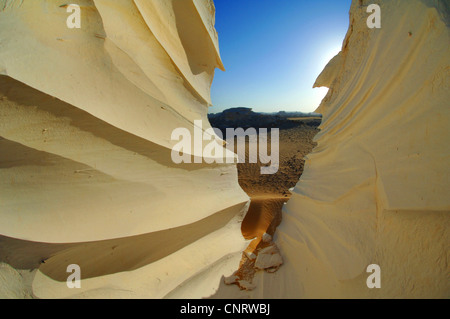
[229,0,449,299]
[0,0,249,298]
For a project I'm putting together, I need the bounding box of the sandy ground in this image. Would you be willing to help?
[237,124,319,197]
[229,122,320,288]
[237,122,320,240]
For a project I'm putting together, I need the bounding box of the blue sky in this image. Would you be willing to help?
[209,0,352,113]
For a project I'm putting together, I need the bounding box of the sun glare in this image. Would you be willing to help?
[318,45,342,72]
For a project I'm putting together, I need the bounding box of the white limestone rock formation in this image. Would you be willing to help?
[254,245,283,272]
[218,0,449,299]
[274,0,449,299]
[0,0,249,298]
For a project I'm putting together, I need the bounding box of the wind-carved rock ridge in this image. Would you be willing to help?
[0,0,249,299]
[217,0,450,299]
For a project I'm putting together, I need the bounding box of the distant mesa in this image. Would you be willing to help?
[208,107,322,131]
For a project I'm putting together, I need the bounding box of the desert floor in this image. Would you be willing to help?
[231,121,320,285]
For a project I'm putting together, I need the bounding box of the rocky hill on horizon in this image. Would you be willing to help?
[208,107,322,132]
